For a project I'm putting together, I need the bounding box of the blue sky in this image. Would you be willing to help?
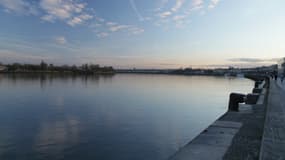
[0,0,284,68]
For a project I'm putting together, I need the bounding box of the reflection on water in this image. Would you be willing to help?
[0,73,114,89]
[34,115,80,159]
[0,74,253,160]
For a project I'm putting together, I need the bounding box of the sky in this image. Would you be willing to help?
[0,0,284,69]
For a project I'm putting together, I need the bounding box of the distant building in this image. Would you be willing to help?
[278,58,285,76]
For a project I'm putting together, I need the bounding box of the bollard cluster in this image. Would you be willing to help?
[228,78,266,112]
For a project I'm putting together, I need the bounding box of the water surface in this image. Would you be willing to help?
[0,74,253,160]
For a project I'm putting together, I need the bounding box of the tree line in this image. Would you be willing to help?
[0,61,115,74]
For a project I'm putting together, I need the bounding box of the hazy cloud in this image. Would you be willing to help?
[159,11,172,18]
[129,27,144,34]
[104,21,144,35]
[200,63,275,69]
[208,0,220,9]
[109,25,130,32]
[171,0,185,12]
[40,0,92,26]
[154,0,169,11]
[96,32,109,38]
[89,22,102,28]
[173,15,186,21]
[41,14,54,22]
[191,0,204,10]
[106,21,117,26]
[0,0,38,15]
[67,13,93,26]
[154,0,209,29]
[95,16,105,22]
[129,0,144,21]
[55,36,67,45]
[227,58,280,63]
[157,0,185,19]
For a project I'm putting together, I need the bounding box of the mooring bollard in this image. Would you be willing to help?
[245,93,259,104]
[228,93,246,111]
[252,88,262,94]
[254,81,262,88]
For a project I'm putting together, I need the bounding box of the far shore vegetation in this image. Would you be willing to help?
[0,61,115,74]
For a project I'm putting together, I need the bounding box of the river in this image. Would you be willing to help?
[0,73,253,160]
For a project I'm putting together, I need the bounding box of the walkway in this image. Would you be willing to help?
[276,78,285,90]
[259,79,285,160]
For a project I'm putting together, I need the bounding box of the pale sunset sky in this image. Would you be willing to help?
[0,0,284,68]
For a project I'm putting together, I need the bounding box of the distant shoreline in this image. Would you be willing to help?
[0,71,115,75]
[0,61,115,75]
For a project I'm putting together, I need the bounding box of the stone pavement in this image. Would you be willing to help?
[276,78,285,90]
[259,79,285,160]
[169,121,242,160]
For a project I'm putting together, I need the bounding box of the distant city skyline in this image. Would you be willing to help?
[0,0,284,68]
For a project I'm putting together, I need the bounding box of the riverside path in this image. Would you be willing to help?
[259,78,285,160]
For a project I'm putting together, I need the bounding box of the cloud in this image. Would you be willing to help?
[106,21,117,26]
[191,0,204,10]
[172,15,190,28]
[159,11,172,18]
[89,22,102,28]
[157,0,185,19]
[0,0,38,15]
[129,0,144,21]
[173,15,186,21]
[97,32,110,38]
[55,36,66,45]
[104,21,144,35]
[109,25,130,32]
[67,13,93,26]
[40,0,92,26]
[155,0,204,28]
[154,0,169,11]
[171,0,184,12]
[208,0,220,9]
[201,63,275,69]
[92,19,144,37]
[228,58,263,63]
[95,16,105,22]
[129,27,144,34]
[41,14,54,22]
[96,32,109,38]
[227,58,280,63]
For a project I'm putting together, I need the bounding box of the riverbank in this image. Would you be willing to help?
[0,71,115,75]
[0,62,115,75]
[169,76,272,160]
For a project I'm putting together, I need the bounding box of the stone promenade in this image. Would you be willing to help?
[260,79,285,160]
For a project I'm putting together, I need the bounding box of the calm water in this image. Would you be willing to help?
[0,74,253,160]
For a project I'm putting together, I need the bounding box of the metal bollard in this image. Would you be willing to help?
[252,88,262,94]
[228,93,246,111]
[245,93,259,104]
[254,81,262,88]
